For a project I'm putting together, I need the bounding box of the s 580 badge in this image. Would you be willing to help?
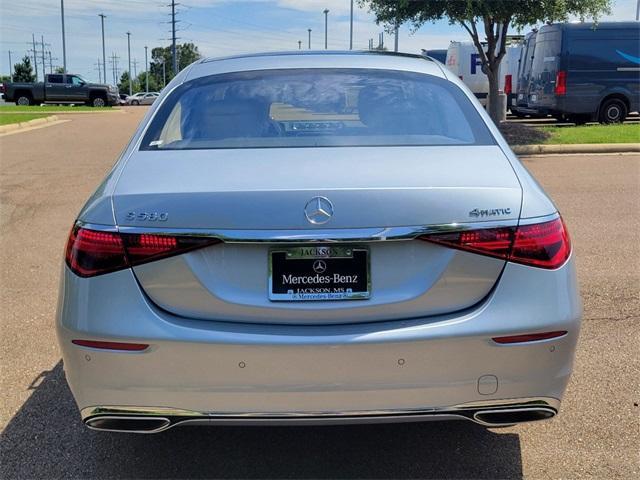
[125,211,169,222]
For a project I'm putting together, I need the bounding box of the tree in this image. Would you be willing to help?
[135,71,159,93]
[149,42,201,88]
[119,71,129,93]
[360,0,612,123]
[13,56,36,82]
[54,66,65,74]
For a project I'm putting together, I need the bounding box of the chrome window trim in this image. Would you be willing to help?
[75,214,560,244]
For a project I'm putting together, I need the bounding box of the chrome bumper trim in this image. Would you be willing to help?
[81,397,560,433]
[77,213,559,244]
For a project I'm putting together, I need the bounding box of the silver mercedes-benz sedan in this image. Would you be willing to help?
[57,51,580,433]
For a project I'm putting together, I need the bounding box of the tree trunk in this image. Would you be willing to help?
[486,67,502,125]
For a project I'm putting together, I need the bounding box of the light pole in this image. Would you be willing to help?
[308,28,312,49]
[298,40,302,50]
[636,0,639,21]
[8,51,13,81]
[323,9,329,50]
[171,0,178,76]
[32,34,38,82]
[60,0,67,73]
[98,14,106,84]
[394,23,399,52]
[349,0,354,50]
[126,32,132,96]
[144,46,149,93]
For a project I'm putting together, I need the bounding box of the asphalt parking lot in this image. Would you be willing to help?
[1,108,638,479]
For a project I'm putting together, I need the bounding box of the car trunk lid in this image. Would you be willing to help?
[112,145,521,325]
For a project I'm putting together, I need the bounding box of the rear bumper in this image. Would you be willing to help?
[57,257,581,431]
[81,397,560,433]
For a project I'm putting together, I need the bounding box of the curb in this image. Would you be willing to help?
[0,115,60,134]
[1,108,125,115]
[513,143,640,155]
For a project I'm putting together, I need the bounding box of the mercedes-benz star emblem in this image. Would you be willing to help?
[313,260,327,274]
[304,196,334,225]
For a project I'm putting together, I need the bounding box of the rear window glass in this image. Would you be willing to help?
[141,68,494,150]
[531,31,561,77]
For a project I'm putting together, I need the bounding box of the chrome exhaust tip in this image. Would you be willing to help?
[85,416,172,433]
[472,407,556,426]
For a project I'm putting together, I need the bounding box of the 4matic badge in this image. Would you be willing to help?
[469,208,512,218]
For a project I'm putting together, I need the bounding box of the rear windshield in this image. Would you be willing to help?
[141,68,494,150]
[531,30,561,77]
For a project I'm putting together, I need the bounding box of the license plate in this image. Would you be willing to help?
[269,246,370,301]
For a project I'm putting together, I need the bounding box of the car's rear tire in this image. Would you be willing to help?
[90,96,107,108]
[598,98,627,124]
[16,94,32,106]
[131,100,139,106]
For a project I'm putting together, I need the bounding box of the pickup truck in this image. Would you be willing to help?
[2,73,119,107]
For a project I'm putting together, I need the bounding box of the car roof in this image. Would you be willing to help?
[540,21,639,32]
[185,50,446,82]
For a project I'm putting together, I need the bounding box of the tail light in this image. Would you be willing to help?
[510,218,571,269]
[420,217,571,270]
[555,70,567,96]
[504,74,512,95]
[65,225,220,277]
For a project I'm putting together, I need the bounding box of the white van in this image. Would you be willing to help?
[445,41,522,109]
[501,45,522,109]
[446,41,490,105]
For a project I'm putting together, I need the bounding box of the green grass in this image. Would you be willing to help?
[0,113,51,126]
[541,123,640,144]
[0,105,115,113]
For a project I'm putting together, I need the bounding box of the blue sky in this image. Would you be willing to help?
[1,0,637,82]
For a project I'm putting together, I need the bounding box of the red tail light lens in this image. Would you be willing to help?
[510,218,571,269]
[65,226,219,277]
[420,217,571,270]
[504,74,512,95]
[421,227,514,260]
[555,70,567,96]
[65,228,128,277]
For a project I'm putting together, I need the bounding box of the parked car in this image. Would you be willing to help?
[127,92,159,105]
[2,73,119,106]
[58,51,580,434]
[422,49,447,64]
[512,31,538,117]
[445,40,523,107]
[527,21,640,123]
